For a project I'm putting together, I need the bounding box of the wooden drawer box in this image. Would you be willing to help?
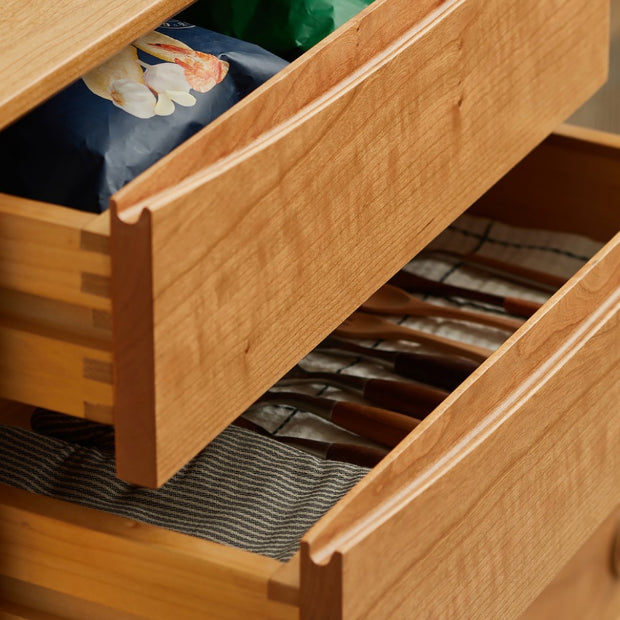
[0,0,609,487]
[1,126,619,619]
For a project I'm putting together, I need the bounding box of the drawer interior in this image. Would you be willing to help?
[1,126,619,619]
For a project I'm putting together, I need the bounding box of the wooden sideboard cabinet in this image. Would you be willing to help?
[0,0,618,618]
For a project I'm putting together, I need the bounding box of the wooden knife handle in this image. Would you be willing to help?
[325,443,389,467]
[392,351,479,391]
[330,401,419,448]
[363,378,448,418]
[503,295,542,318]
[462,253,566,292]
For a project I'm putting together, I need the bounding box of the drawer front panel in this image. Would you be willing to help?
[111,0,609,486]
[298,232,620,619]
[522,506,620,620]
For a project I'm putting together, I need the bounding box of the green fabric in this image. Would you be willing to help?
[178,0,375,60]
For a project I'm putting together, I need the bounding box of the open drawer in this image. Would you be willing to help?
[0,0,609,486]
[1,126,619,619]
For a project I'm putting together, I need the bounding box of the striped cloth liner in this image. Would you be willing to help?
[0,413,368,561]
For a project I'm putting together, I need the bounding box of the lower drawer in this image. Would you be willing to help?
[0,125,619,619]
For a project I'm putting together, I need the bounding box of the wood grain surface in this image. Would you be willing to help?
[297,236,620,617]
[0,199,112,420]
[0,486,297,620]
[473,125,620,243]
[522,507,620,620]
[113,0,444,209]
[0,0,193,130]
[111,0,608,486]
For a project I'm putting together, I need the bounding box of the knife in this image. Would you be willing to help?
[316,336,478,391]
[279,364,448,418]
[254,391,419,448]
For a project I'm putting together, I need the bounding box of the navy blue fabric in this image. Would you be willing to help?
[0,20,287,213]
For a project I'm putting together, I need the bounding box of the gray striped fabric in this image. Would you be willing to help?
[0,415,368,561]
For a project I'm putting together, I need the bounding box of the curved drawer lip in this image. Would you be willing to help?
[304,233,620,558]
[112,0,446,213]
[300,238,620,619]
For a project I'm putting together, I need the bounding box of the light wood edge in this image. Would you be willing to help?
[0,485,297,620]
[269,554,301,607]
[521,506,620,620]
[0,196,110,308]
[555,123,620,149]
[110,209,157,485]
[113,0,444,212]
[297,232,620,618]
[0,0,194,130]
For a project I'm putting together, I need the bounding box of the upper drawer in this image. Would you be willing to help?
[0,0,192,130]
[0,0,609,486]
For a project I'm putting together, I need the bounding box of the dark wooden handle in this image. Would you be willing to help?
[503,295,542,318]
[363,378,448,418]
[325,443,389,467]
[391,270,542,319]
[462,253,566,292]
[392,351,479,391]
[330,401,419,448]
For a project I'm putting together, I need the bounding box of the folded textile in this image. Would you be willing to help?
[0,414,368,561]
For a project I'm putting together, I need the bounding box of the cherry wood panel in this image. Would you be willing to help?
[522,507,620,620]
[114,0,447,208]
[0,486,297,620]
[111,0,609,486]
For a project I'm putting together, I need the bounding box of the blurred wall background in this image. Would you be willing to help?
[569,0,620,132]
